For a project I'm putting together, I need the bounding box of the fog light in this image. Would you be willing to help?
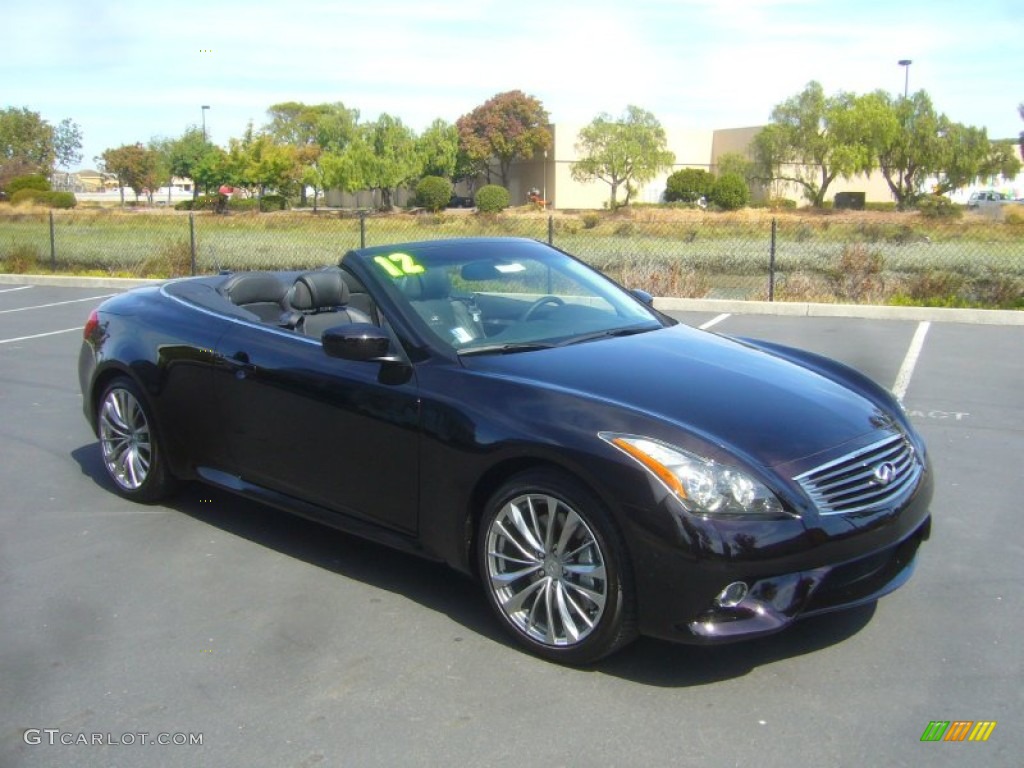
[715,581,749,608]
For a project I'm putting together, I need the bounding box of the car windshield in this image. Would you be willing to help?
[352,239,667,354]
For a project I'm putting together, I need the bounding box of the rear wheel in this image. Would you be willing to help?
[97,377,176,502]
[478,469,636,664]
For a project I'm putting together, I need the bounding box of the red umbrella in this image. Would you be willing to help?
[218,185,234,196]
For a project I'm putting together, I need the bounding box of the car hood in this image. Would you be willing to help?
[460,325,894,467]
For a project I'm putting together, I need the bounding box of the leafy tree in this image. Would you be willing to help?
[858,90,1021,208]
[571,105,675,209]
[265,101,359,205]
[318,140,372,205]
[53,118,83,170]
[664,168,713,203]
[752,81,873,207]
[715,151,755,182]
[361,114,418,209]
[156,127,218,199]
[1,107,55,180]
[457,91,551,187]
[417,118,459,179]
[100,143,159,204]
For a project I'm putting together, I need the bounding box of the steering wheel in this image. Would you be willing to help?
[520,295,565,321]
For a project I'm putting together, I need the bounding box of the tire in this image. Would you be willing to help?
[478,468,637,664]
[96,376,177,503]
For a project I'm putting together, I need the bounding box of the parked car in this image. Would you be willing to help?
[967,190,1013,209]
[447,194,474,209]
[78,237,932,664]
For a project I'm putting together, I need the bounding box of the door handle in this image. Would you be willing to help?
[223,351,255,378]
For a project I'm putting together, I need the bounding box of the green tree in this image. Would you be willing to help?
[715,151,755,182]
[0,107,55,183]
[158,127,218,199]
[457,91,551,187]
[319,139,372,206]
[417,118,459,179]
[53,118,83,171]
[571,105,675,209]
[752,82,873,207]
[664,168,713,203]
[361,114,418,209]
[265,101,359,205]
[859,90,1021,208]
[100,143,159,204]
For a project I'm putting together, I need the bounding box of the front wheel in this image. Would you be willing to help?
[97,377,177,502]
[478,469,636,664]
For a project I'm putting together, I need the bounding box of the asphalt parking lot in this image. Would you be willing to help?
[1,281,1021,767]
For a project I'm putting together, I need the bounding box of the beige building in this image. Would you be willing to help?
[503,123,899,210]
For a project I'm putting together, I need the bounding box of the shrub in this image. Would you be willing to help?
[174,200,194,211]
[8,189,76,208]
[915,195,961,219]
[581,212,600,229]
[46,191,77,209]
[5,174,51,196]
[475,184,509,213]
[10,189,44,206]
[228,198,259,212]
[259,194,287,212]
[708,173,749,210]
[415,176,453,212]
[1,244,41,273]
[865,202,898,212]
[664,168,713,203]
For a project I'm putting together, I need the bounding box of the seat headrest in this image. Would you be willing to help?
[290,271,350,311]
[404,269,450,301]
[221,273,288,305]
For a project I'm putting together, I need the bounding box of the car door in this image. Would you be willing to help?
[214,322,420,533]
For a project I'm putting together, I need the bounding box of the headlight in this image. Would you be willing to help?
[601,433,788,518]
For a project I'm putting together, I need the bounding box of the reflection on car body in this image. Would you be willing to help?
[78,238,932,664]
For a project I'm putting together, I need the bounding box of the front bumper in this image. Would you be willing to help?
[685,514,929,642]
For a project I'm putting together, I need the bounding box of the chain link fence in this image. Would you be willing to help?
[1,208,1022,307]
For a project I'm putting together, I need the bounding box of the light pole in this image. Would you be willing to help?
[897,60,912,98]
[201,105,210,141]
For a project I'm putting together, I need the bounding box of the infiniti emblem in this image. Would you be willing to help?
[873,462,897,486]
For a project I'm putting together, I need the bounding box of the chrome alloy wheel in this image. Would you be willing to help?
[485,493,608,647]
[99,387,153,491]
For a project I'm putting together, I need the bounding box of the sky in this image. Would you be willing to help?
[3,0,1021,171]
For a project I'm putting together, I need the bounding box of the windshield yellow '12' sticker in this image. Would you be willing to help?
[374,253,425,277]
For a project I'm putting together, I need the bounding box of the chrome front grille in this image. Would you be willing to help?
[795,434,922,515]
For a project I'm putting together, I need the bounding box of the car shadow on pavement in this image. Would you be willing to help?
[72,444,878,687]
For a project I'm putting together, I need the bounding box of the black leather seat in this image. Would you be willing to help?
[403,269,483,345]
[220,272,289,322]
[288,271,372,337]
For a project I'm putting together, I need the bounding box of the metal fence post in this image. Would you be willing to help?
[189,212,197,275]
[359,211,367,249]
[548,215,554,246]
[49,211,56,271]
[769,217,777,302]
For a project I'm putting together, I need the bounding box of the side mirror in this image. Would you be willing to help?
[322,323,397,362]
[630,288,654,306]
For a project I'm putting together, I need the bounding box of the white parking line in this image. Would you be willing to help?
[0,285,33,294]
[892,321,931,402]
[0,327,82,345]
[699,313,731,330]
[0,294,113,314]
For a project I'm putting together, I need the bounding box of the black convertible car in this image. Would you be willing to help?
[79,237,932,664]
